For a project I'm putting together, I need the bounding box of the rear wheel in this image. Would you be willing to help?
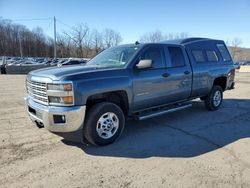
[83,102,125,146]
[204,85,223,111]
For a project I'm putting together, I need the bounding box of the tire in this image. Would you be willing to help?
[204,85,223,111]
[83,102,125,146]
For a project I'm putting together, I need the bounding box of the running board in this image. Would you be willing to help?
[138,103,192,120]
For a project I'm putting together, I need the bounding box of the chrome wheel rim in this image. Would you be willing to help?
[213,90,222,107]
[96,112,119,139]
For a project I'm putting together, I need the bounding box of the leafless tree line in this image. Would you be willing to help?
[58,25,122,58]
[139,30,246,61]
[0,18,245,60]
[0,19,53,57]
[139,30,189,43]
[0,18,122,58]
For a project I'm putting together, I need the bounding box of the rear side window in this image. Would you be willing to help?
[206,50,219,62]
[216,44,231,61]
[192,50,205,62]
[168,47,185,67]
[141,46,164,68]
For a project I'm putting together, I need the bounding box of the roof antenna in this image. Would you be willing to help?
[135,41,140,45]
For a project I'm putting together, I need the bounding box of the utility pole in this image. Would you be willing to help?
[54,16,57,59]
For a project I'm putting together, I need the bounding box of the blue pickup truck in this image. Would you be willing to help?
[25,38,235,145]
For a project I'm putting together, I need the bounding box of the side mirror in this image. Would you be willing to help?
[136,59,152,69]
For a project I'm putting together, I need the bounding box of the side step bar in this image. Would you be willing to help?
[138,103,192,120]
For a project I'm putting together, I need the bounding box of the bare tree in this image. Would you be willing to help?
[139,30,164,43]
[92,29,103,54]
[63,24,89,57]
[57,34,69,58]
[32,27,47,57]
[83,29,93,57]
[230,38,242,60]
[139,30,189,43]
[174,32,189,39]
[103,28,122,48]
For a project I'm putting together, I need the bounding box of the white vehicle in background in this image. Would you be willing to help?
[57,58,87,67]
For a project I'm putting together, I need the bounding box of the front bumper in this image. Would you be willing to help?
[25,96,86,132]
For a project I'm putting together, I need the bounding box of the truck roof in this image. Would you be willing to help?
[117,38,225,48]
[160,37,224,46]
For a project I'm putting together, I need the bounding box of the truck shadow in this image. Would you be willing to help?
[60,99,250,158]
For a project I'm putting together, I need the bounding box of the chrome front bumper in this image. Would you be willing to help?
[25,96,86,132]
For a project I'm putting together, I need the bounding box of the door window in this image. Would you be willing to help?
[168,47,186,67]
[140,46,164,68]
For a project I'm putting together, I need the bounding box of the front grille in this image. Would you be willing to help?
[26,79,48,104]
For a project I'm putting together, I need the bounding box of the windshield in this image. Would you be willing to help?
[87,46,139,67]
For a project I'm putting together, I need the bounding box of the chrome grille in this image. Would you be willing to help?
[26,79,48,104]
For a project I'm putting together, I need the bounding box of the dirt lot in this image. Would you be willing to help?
[0,73,250,188]
[239,65,250,72]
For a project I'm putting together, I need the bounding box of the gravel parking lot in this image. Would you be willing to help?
[0,72,250,188]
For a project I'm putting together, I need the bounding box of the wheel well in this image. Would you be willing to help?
[213,77,227,91]
[86,91,129,115]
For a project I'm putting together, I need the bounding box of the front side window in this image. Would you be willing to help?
[216,44,231,61]
[140,46,164,68]
[88,46,140,67]
[168,47,185,67]
[206,50,219,62]
[192,50,205,62]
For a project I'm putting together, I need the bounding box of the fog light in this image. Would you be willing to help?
[49,96,61,103]
[53,115,66,124]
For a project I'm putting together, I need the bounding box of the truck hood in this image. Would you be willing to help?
[29,64,118,80]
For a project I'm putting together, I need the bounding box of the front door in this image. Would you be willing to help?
[132,45,192,112]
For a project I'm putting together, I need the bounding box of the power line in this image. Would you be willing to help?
[44,19,54,33]
[10,17,53,21]
[57,19,72,29]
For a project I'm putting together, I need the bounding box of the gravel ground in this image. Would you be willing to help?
[0,73,250,188]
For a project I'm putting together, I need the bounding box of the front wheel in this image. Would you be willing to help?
[83,102,125,146]
[205,85,223,111]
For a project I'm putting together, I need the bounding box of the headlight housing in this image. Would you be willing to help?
[47,83,72,91]
[47,83,74,106]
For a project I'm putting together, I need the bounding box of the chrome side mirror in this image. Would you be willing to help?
[136,59,152,69]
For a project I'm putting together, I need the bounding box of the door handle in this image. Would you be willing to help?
[184,70,190,75]
[162,73,170,78]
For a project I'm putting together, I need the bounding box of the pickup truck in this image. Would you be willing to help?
[25,38,235,146]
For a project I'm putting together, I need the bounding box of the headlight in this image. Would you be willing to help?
[47,83,72,91]
[47,83,74,105]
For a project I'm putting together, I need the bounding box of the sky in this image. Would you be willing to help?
[0,0,250,47]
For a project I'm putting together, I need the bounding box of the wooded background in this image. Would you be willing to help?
[0,18,248,61]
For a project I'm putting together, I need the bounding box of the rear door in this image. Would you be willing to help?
[163,46,192,102]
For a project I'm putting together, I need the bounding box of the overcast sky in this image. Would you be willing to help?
[1,0,249,47]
